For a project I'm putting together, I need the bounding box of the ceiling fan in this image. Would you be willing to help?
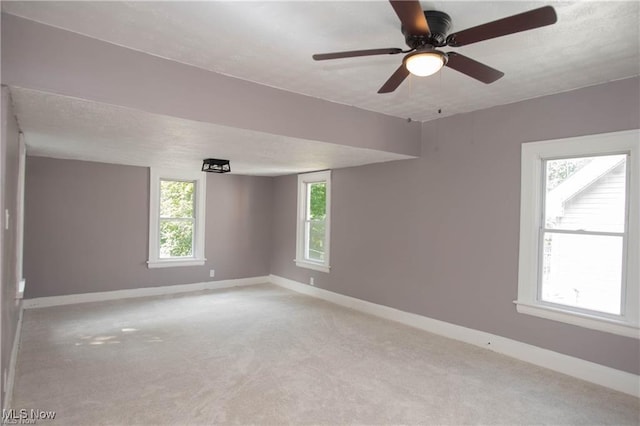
[312,1,557,93]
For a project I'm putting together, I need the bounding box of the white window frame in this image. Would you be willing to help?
[147,168,206,268]
[15,134,26,298]
[295,170,331,273]
[516,129,639,338]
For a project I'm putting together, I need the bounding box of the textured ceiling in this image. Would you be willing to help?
[3,1,639,175]
[11,88,412,176]
[4,1,639,122]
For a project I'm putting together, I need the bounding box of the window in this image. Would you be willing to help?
[517,129,639,338]
[296,170,331,273]
[148,168,206,268]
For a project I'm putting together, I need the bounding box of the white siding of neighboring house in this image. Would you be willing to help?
[544,159,627,314]
[560,162,627,232]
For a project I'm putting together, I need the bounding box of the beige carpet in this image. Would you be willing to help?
[11,284,639,425]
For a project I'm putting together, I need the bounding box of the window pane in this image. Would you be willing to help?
[159,220,194,258]
[160,180,195,219]
[541,232,623,315]
[308,182,326,220]
[305,220,325,262]
[545,155,627,232]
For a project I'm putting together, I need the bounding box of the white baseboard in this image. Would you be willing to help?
[22,276,269,309]
[3,304,24,410]
[269,274,640,398]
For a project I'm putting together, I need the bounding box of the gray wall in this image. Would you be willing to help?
[270,77,640,375]
[1,87,22,406]
[24,157,273,298]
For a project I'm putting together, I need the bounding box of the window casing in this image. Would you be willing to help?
[15,134,26,299]
[148,168,206,268]
[516,130,639,338]
[296,170,331,273]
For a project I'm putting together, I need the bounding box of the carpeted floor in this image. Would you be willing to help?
[11,284,639,425]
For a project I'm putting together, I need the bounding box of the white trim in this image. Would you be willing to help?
[269,274,640,398]
[147,259,206,269]
[296,170,331,273]
[517,129,640,334]
[15,135,26,299]
[22,276,268,309]
[515,301,639,338]
[294,259,330,273]
[148,168,206,268]
[3,306,23,410]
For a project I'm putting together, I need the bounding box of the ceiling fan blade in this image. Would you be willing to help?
[446,6,557,47]
[313,48,403,61]
[445,52,504,84]
[389,0,430,35]
[378,64,410,94]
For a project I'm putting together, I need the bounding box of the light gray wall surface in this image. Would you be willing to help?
[270,77,640,375]
[24,157,273,298]
[1,87,22,406]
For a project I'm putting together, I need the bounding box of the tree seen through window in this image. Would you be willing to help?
[159,179,195,258]
[307,182,326,261]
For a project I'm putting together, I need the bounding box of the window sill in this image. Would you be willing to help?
[514,300,639,339]
[294,259,330,273]
[147,259,206,269]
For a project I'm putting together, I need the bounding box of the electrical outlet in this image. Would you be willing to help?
[209,269,215,278]
[309,277,315,286]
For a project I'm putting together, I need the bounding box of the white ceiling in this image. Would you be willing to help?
[3,1,639,175]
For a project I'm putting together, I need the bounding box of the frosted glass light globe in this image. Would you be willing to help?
[405,51,445,77]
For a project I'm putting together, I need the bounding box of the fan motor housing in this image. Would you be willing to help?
[402,10,452,48]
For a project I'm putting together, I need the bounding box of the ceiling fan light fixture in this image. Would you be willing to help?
[404,50,447,77]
